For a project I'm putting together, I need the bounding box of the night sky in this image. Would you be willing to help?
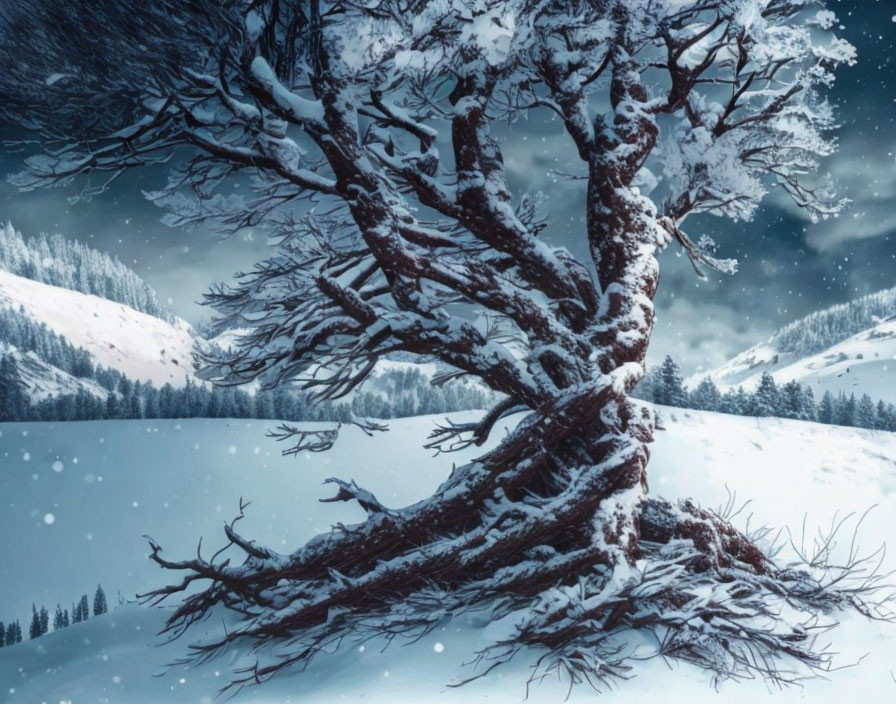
[1,0,895,374]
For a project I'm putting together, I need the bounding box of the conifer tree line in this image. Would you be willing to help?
[769,286,896,358]
[0,619,22,646]
[0,222,172,321]
[0,305,95,377]
[0,585,108,647]
[638,356,896,431]
[0,352,496,423]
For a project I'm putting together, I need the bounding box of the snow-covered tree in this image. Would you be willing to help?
[750,372,781,417]
[653,356,688,407]
[856,393,876,429]
[780,379,816,421]
[0,0,871,693]
[720,386,750,416]
[802,386,818,422]
[0,223,173,321]
[835,392,857,427]
[770,286,896,358]
[689,377,721,412]
[0,354,29,421]
[876,400,894,431]
[819,390,836,424]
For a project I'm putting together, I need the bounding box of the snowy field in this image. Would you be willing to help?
[2,410,896,703]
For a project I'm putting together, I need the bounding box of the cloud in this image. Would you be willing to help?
[648,291,775,377]
[770,136,896,251]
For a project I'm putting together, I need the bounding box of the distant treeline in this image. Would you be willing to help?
[0,354,496,423]
[0,585,109,647]
[769,286,896,358]
[0,222,172,321]
[637,356,896,431]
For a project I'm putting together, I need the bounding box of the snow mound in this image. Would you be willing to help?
[0,269,202,387]
[1,411,895,702]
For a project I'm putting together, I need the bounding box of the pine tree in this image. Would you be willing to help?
[856,394,876,429]
[0,354,29,421]
[779,380,814,420]
[835,393,857,427]
[750,373,781,417]
[0,620,5,647]
[105,392,120,419]
[29,604,41,639]
[79,594,90,622]
[876,400,896,431]
[6,620,21,645]
[689,377,721,412]
[653,356,687,407]
[818,391,835,424]
[254,391,275,419]
[53,604,66,630]
[206,386,221,418]
[633,365,660,402]
[39,605,49,635]
[802,387,818,422]
[128,391,142,419]
[71,600,81,624]
[93,584,108,616]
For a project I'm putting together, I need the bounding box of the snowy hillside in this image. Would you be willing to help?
[0,342,106,401]
[691,321,896,401]
[1,410,895,702]
[0,269,201,388]
[0,222,172,321]
[688,288,896,401]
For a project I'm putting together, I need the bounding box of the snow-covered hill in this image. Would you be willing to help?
[0,269,202,389]
[1,410,894,702]
[0,342,107,401]
[688,302,896,402]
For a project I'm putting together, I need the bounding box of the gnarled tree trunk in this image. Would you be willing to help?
[0,0,879,695]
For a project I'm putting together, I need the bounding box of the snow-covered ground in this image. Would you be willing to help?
[1,410,895,702]
[0,269,201,388]
[689,318,896,402]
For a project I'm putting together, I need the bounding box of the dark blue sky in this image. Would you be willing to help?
[1,0,895,373]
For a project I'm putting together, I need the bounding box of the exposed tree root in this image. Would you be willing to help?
[140,407,894,696]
